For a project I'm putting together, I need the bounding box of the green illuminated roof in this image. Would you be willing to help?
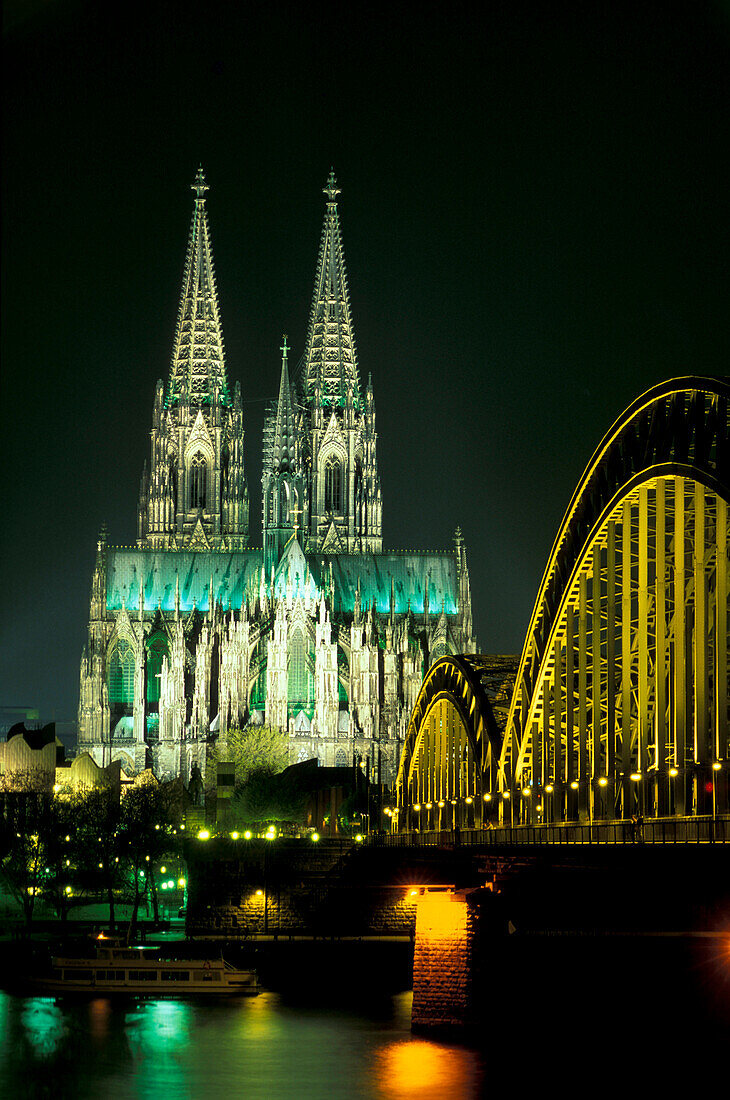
[106,547,458,617]
[166,168,231,408]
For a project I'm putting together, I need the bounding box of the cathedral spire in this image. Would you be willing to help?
[273,336,297,473]
[167,167,229,408]
[300,169,360,407]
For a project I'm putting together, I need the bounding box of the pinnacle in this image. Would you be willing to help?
[192,165,209,200]
[301,173,360,407]
[167,173,229,408]
[273,337,297,473]
[323,167,341,202]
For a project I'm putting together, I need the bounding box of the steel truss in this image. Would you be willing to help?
[394,378,729,832]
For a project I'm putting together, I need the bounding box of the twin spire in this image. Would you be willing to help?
[168,166,358,415]
[300,168,361,408]
[167,166,230,408]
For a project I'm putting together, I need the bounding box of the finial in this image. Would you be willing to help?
[323,168,341,203]
[280,334,290,363]
[192,166,209,200]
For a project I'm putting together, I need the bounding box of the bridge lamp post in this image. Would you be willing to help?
[630,773,643,819]
[544,785,553,825]
[522,786,531,827]
[711,763,722,842]
[668,768,678,817]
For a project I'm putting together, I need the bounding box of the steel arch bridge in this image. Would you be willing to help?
[395,377,729,834]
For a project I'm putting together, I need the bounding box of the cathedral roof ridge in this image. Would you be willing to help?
[166,170,231,410]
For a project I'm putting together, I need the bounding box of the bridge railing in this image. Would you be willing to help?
[374,816,729,847]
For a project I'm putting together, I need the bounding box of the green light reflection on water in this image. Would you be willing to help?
[20,996,68,1059]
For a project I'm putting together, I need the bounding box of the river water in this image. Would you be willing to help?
[1,934,728,1099]
[0,989,485,1099]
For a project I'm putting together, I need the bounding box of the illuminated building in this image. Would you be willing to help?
[78,170,475,782]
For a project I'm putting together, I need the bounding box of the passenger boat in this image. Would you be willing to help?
[30,936,259,996]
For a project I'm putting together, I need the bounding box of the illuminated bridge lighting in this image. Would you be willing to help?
[395,379,729,834]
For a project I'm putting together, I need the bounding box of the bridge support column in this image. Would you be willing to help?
[411,888,474,1031]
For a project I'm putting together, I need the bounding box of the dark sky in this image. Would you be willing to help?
[2,1,729,723]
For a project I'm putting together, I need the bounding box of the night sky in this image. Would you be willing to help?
[2,1,729,724]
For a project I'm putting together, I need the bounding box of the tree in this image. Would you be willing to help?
[232,769,308,827]
[117,773,182,940]
[208,726,289,789]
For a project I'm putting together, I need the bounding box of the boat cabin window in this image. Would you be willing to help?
[129,970,158,981]
[95,970,126,981]
[193,969,221,981]
[65,969,93,981]
[161,970,190,981]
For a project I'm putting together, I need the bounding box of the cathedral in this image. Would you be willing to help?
[78,169,476,783]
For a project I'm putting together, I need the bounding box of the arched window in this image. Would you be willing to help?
[189,453,207,509]
[324,457,342,513]
[146,633,169,705]
[108,641,135,710]
[335,748,348,767]
[288,627,313,712]
[279,481,290,525]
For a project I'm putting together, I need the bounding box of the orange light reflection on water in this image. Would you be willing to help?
[374,1038,479,1099]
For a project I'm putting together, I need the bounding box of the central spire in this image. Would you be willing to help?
[273,335,297,473]
[300,169,360,407]
[167,167,230,408]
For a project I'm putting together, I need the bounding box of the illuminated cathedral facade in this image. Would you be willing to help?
[78,170,476,783]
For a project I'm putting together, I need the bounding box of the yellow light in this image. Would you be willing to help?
[265,833,276,841]
[545,784,554,793]
[255,889,263,897]
[409,889,418,897]
[197,829,211,840]
[570,781,579,790]
[355,834,363,842]
[425,802,433,809]
[65,835,70,842]
[669,768,678,777]
[465,797,473,804]
[178,878,186,887]
[630,773,642,782]
[536,804,543,812]
[522,788,531,797]
[230,832,240,840]
[311,832,320,842]
[413,804,421,811]
[244,830,252,840]
[65,886,72,894]
[502,792,510,799]
[598,777,608,787]
[712,762,722,771]
[98,862,103,869]
[160,866,167,873]
[53,784,61,793]
[483,793,491,802]
[437,800,445,808]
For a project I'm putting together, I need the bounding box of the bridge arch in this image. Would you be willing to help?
[498,376,729,825]
[395,655,516,831]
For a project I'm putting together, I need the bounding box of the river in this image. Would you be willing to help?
[0,989,485,1099]
[1,933,728,1098]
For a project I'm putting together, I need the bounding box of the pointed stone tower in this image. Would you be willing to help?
[262,336,305,570]
[138,168,249,550]
[296,170,382,555]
